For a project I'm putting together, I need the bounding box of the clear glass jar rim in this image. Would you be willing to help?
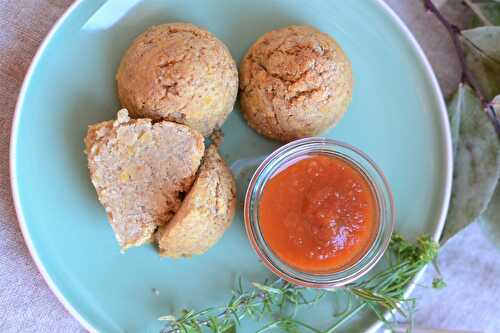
[244,137,395,288]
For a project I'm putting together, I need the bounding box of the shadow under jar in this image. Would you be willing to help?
[244,138,395,288]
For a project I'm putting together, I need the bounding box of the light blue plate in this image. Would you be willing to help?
[11,0,452,332]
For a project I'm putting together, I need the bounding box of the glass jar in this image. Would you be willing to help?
[244,137,395,288]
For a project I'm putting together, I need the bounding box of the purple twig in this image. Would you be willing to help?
[423,0,482,101]
[423,0,500,135]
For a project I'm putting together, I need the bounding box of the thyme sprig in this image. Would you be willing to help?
[160,233,442,333]
[160,279,326,333]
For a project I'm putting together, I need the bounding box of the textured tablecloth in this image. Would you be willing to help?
[1,1,499,332]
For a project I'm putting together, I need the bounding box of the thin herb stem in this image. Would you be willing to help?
[159,234,441,333]
[324,303,367,333]
[255,318,323,333]
[423,0,481,100]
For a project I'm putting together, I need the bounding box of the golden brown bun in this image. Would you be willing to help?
[116,23,238,136]
[239,25,353,142]
[156,144,236,258]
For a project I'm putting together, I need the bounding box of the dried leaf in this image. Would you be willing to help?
[447,84,465,156]
[463,27,500,59]
[469,1,500,27]
[441,84,500,243]
[489,94,500,133]
[479,184,500,246]
[479,95,500,246]
[433,0,448,8]
[461,27,500,100]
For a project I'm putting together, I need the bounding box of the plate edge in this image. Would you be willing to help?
[9,0,98,332]
[366,1,453,332]
[9,1,454,333]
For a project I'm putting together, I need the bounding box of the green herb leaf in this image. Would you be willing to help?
[208,316,219,332]
[222,324,236,333]
[432,277,447,289]
[461,27,500,100]
[442,84,500,243]
[159,233,442,333]
[252,282,282,295]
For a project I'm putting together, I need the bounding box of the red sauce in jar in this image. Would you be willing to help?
[259,154,378,273]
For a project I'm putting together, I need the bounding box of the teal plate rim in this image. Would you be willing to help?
[10,0,453,332]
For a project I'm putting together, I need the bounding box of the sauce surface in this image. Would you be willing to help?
[259,154,378,273]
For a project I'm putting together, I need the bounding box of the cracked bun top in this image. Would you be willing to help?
[116,23,238,137]
[239,25,353,142]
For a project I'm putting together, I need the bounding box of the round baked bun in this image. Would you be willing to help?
[239,25,353,142]
[116,23,238,136]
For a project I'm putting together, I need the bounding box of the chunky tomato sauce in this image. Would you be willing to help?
[259,154,378,273]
